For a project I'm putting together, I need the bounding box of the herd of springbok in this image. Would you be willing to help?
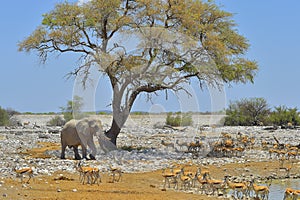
[161,164,271,200]
[160,131,300,199]
[74,161,123,185]
[11,130,300,200]
[13,161,122,185]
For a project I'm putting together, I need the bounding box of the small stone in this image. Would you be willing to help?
[2,194,7,197]
[57,188,61,192]
[72,189,77,192]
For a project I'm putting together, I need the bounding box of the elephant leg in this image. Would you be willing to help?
[73,146,82,160]
[87,139,97,160]
[89,154,96,160]
[60,143,67,159]
[81,145,88,160]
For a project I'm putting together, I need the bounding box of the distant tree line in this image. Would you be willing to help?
[224,97,300,127]
[1,97,299,127]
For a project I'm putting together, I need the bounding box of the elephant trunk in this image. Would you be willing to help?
[96,131,118,153]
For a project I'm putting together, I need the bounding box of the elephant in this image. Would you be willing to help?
[60,117,103,160]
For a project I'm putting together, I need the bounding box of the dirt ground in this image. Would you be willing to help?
[0,142,296,200]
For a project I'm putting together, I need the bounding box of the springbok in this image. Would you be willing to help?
[224,176,248,199]
[109,165,122,183]
[75,161,100,185]
[162,168,178,190]
[13,166,34,184]
[249,179,270,200]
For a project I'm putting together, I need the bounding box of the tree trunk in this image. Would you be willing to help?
[105,118,122,145]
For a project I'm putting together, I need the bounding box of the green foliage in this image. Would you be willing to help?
[18,0,259,142]
[0,107,9,126]
[224,98,270,126]
[97,111,108,115]
[18,0,258,86]
[5,108,20,118]
[23,112,34,115]
[269,106,300,126]
[63,112,72,122]
[60,96,84,122]
[47,115,65,126]
[44,112,56,115]
[166,112,193,127]
[131,111,148,115]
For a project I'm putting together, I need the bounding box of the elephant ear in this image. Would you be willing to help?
[88,118,103,135]
[76,118,90,135]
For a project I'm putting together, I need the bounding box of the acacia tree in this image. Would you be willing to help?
[270,106,300,126]
[225,98,270,126]
[18,0,258,145]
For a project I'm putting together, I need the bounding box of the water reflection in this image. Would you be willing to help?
[269,179,300,200]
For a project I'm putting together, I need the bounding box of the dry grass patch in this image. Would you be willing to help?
[21,142,60,159]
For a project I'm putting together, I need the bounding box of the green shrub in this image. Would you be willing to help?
[62,112,74,122]
[224,98,270,126]
[5,108,20,118]
[269,106,300,126]
[0,107,9,126]
[23,112,34,115]
[131,111,148,115]
[46,112,56,115]
[47,116,65,126]
[60,96,84,122]
[97,111,107,115]
[166,112,193,126]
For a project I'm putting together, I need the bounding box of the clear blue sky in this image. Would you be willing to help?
[1,0,300,113]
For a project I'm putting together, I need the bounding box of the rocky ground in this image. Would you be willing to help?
[1,114,300,199]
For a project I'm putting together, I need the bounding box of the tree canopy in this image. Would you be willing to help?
[269,106,300,126]
[224,98,270,126]
[18,0,258,145]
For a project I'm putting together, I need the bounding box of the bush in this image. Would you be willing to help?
[166,112,193,126]
[0,107,9,126]
[5,108,20,118]
[47,116,65,126]
[60,96,84,122]
[224,98,270,126]
[269,106,300,126]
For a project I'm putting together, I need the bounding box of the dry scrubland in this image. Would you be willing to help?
[1,114,300,200]
[1,161,283,200]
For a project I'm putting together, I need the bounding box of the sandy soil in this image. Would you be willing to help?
[0,141,292,200]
